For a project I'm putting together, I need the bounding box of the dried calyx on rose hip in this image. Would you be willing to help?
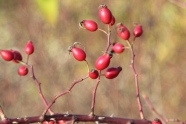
[0,50,14,61]
[11,50,22,63]
[18,65,28,76]
[152,118,162,124]
[104,66,122,79]
[79,20,98,32]
[95,52,113,70]
[116,23,130,40]
[112,43,125,54]
[68,42,86,61]
[133,24,143,37]
[89,69,99,79]
[25,40,34,55]
[98,4,112,24]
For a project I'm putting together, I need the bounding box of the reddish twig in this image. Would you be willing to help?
[104,25,112,53]
[0,113,151,124]
[143,95,166,124]
[90,75,101,116]
[126,40,144,119]
[42,75,89,116]
[28,65,54,115]
[166,119,185,124]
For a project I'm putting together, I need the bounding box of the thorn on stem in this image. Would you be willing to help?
[98,117,105,120]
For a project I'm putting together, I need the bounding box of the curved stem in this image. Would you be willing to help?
[29,65,54,115]
[98,28,107,34]
[143,95,166,124]
[84,60,90,72]
[41,75,89,116]
[90,72,101,116]
[104,30,111,54]
[26,55,29,64]
[126,40,144,119]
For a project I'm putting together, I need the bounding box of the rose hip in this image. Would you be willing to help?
[95,53,112,70]
[80,20,98,32]
[18,66,28,76]
[117,23,130,40]
[0,50,14,61]
[104,66,122,79]
[98,4,112,24]
[25,41,34,55]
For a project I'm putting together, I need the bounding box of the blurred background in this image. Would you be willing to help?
[0,0,186,123]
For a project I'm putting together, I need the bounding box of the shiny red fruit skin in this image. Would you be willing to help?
[0,50,14,61]
[117,23,130,40]
[43,120,55,124]
[110,16,115,26]
[98,5,112,24]
[25,41,34,55]
[11,50,22,63]
[105,66,122,79]
[18,66,28,76]
[112,43,125,53]
[95,54,111,70]
[133,25,143,37]
[83,20,98,32]
[152,119,162,124]
[72,47,86,61]
[57,120,67,124]
[89,69,99,79]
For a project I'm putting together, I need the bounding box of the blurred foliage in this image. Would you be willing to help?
[34,0,59,25]
[0,0,186,123]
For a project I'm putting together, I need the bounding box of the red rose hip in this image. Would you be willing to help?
[0,50,14,61]
[42,120,55,124]
[71,47,86,61]
[110,16,115,26]
[18,66,28,76]
[95,53,112,70]
[89,69,99,79]
[105,66,122,79]
[112,43,125,53]
[152,118,162,124]
[133,24,143,37]
[117,23,130,40]
[25,41,34,55]
[11,50,22,63]
[98,4,112,24]
[80,20,98,32]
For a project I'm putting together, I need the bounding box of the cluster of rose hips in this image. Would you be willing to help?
[0,41,34,76]
[69,4,143,80]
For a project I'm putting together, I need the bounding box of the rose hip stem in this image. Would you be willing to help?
[90,72,101,116]
[126,40,144,119]
[29,65,54,115]
[41,75,89,116]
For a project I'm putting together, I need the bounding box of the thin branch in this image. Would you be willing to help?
[90,75,101,116]
[143,95,166,124]
[29,65,54,115]
[42,75,89,116]
[166,119,186,124]
[0,114,151,124]
[104,25,111,54]
[126,40,144,119]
